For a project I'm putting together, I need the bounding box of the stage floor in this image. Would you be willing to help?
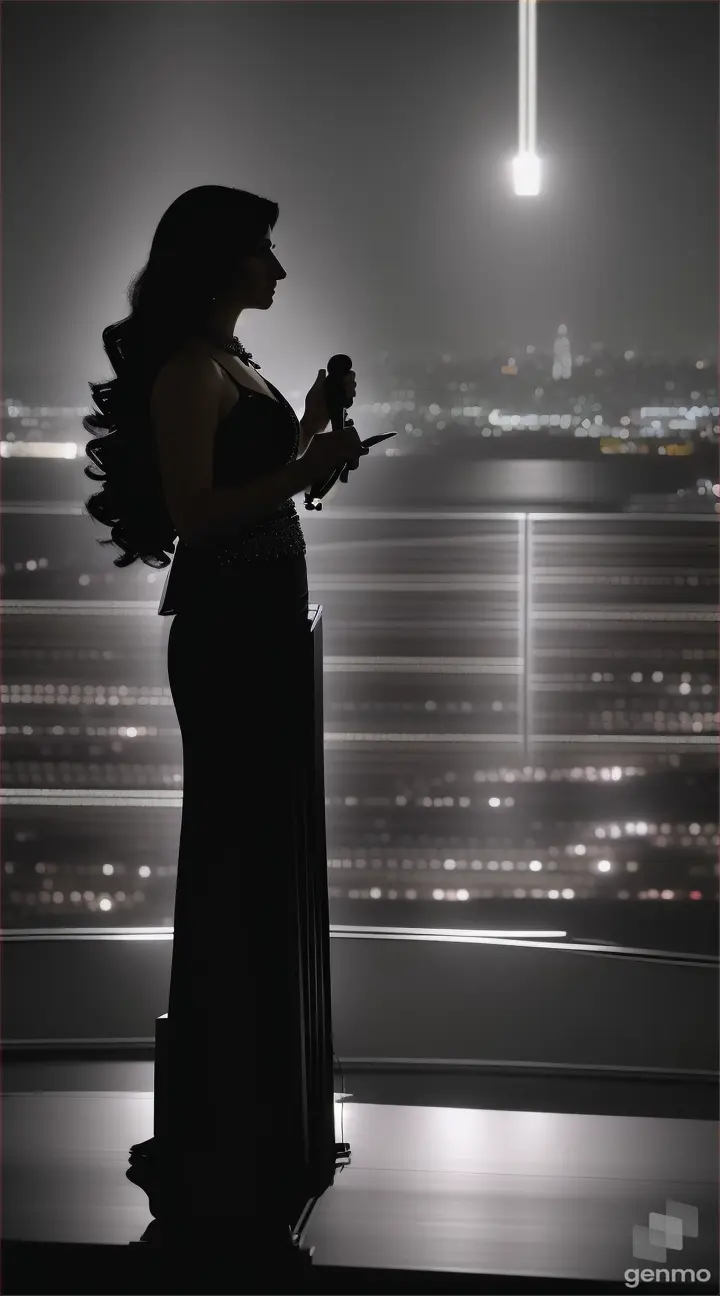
[3,1061,718,1288]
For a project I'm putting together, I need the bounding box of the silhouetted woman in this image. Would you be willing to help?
[83,185,366,1255]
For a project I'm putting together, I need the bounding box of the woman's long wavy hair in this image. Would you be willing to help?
[83,185,279,568]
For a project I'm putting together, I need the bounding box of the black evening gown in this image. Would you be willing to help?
[155,361,312,1229]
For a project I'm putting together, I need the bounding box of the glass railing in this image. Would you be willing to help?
[1,509,717,953]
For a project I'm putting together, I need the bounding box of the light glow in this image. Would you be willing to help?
[512,151,542,197]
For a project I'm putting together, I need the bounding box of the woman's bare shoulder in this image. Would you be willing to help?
[149,341,222,415]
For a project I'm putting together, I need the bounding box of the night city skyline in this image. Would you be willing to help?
[2,1,717,404]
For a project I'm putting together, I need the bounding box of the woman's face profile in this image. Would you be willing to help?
[230,226,287,309]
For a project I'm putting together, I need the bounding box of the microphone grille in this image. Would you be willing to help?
[327,354,352,377]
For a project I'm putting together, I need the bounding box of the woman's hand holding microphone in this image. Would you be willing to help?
[299,419,369,487]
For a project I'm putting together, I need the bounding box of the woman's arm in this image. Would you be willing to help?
[152,351,314,544]
[297,416,316,459]
[186,458,311,542]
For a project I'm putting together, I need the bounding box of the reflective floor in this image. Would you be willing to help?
[3,1061,717,1287]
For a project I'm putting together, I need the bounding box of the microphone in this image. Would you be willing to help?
[304,353,353,511]
[303,355,398,511]
[326,353,352,431]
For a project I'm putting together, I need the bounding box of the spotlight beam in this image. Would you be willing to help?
[513,0,541,196]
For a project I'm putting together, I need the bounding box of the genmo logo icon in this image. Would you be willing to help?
[624,1199,713,1288]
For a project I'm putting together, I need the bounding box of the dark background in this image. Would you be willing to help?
[2,1,717,401]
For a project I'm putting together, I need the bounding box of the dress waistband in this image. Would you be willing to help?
[181,500,306,567]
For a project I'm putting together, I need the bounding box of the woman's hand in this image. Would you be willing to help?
[299,421,368,486]
[301,367,357,437]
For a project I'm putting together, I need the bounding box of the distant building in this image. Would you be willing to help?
[552,324,572,380]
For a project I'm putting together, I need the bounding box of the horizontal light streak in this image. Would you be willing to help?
[2,505,716,524]
[533,609,717,622]
[311,577,519,590]
[322,657,520,673]
[2,602,713,626]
